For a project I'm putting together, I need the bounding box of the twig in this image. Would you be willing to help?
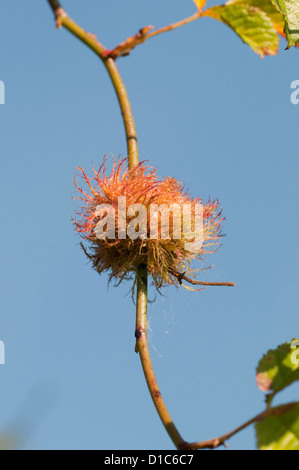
[146,11,203,41]
[183,402,298,450]
[102,10,203,60]
[136,263,294,450]
[171,270,236,288]
[46,1,260,453]
[135,264,188,450]
[48,0,61,12]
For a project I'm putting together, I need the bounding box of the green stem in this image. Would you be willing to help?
[146,11,202,41]
[47,0,138,168]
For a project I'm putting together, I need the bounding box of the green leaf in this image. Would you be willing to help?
[256,403,299,450]
[228,0,285,35]
[204,3,279,57]
[256,339,299,396]
[271,0,299,47]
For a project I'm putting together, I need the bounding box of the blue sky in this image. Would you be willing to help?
[0,0,298,450]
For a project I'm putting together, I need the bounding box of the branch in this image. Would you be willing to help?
[47,0,61,13]
[184,402,299,450]
[46,0,139,169]
[135,264,188,450]
[103,26,155,60]
[104,11,203,60]
[146,11,203,41]
[171,270,236,288]
[46,1,264,453]
[135,264,295,450]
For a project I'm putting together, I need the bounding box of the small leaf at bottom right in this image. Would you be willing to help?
[256,403,299,450]
[256,339,299,395]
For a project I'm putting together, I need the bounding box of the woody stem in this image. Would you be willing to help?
[47,0,138,169]
[47,0,185,448]
[135,264,187,449]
